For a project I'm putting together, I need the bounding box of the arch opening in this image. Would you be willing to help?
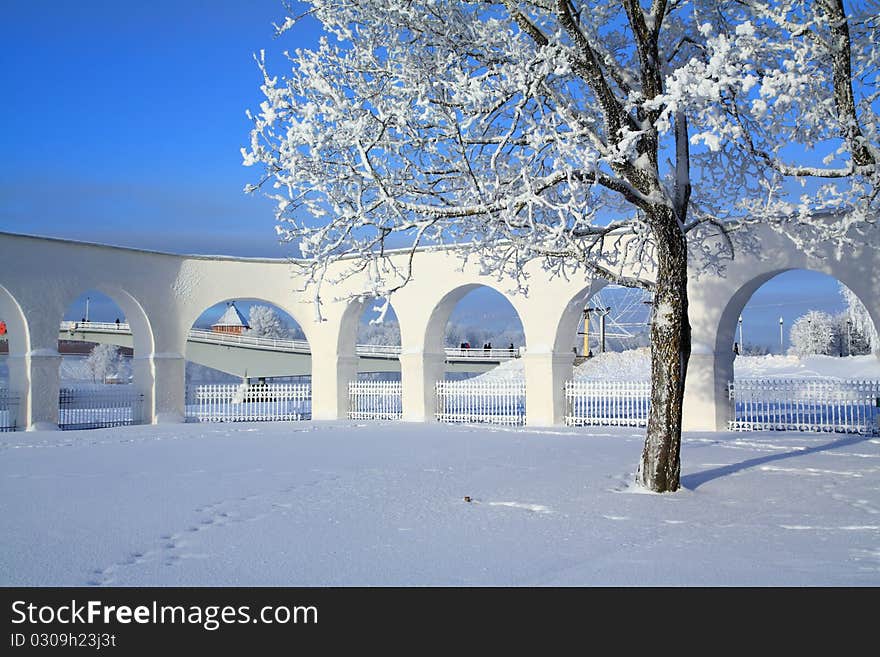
[551,282,654,428]
[184,298,311,423]
[419,284,528,426]
[186,298,309,385]
[725,270,878,378]
[57,288,153,430]
[720,269,880,435]
[339,296,404,420]
[436,285,526,382]
[0,283,29,431]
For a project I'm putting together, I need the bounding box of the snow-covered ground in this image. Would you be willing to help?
[474,350,880,382]
[2,420,879,586]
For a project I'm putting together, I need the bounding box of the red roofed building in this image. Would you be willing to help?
[211,302,250,335]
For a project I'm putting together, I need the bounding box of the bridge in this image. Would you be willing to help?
[0,228,877,431]
[56,321,517,378]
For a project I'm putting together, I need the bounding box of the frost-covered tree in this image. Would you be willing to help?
[789,310,838,356]
[839,283,878,353]
[85,344,122,383]
[358,321,402,345]
[247,305,291,339]
[244,1,879,491]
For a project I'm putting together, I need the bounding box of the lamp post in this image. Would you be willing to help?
[738,315,743,353]
[779,317,784,354]
[846,319,853,356]
[85,297,90,323]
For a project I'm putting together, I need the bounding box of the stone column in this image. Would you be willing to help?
[682,345,733,431]
[151,353,186,423]
[310,354,358,420]
[399,351,445,422]
[6,355,29,431]
[24,350,62,430]
[523,351,573,427]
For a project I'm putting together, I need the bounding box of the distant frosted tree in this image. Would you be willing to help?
[839,284,878,354]
[789,311,838,357]
[358,321,401,345]
[85,344,121,383]
[742,344,770,356]
[247,305,289,339]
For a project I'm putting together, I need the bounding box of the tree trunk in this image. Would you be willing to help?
[638,209,691,492]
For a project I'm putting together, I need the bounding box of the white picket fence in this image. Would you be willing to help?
[435,380,525,425]
[729,378,880,435]
[348,381,403,420]
[59,384,145,430]
[0,389,19,432]
[564,380,652,427]
[186,383,311,423]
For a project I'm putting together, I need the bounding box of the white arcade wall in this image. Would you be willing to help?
[0,227,878,431]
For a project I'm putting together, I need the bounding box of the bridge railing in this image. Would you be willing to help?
[435,379,525,425]
[61,320,128,332]
[59,321,521,361]
[564,380,651,427]
[353,344,405,358]
[443,347,520,360]
[729,378,880,435]
[187,328,313,353]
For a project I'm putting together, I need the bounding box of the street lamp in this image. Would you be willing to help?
[738,315,743,352]
[779,317,784,354]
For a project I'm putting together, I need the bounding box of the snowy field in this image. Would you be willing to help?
[2,420,879,586]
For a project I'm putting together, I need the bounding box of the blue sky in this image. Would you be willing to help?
[1,0,304,256]
[2,1,857,347]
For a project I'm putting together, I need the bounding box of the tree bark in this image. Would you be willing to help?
[638,207,691,492]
